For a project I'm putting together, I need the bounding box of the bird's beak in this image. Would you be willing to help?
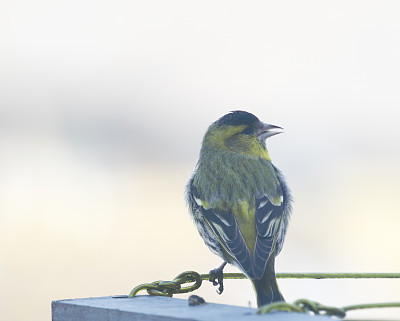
[257,122,283,140]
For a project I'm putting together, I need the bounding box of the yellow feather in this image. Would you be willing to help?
[233,200,257,254]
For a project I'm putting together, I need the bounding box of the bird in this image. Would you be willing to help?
[186,110,292,307]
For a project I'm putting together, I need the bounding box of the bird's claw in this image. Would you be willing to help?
[209,267,224,294]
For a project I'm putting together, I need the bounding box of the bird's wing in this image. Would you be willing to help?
[201,206,255,278]
[188,182,255,278]
[253,194,285,279]
[188,169,290,281]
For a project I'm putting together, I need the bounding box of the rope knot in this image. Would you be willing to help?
[257,299,346,318]
[129,271,202,298]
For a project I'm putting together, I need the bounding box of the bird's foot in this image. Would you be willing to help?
[208,262,227,294]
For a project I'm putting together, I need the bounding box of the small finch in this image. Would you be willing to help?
[186,111,292,307]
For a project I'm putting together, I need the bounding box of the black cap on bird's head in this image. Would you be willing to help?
[216,110,260,127]
[216,110,283,140]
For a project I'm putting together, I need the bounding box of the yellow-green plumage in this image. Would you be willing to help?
[186,111,292,307]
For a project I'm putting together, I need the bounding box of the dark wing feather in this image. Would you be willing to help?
[201,207,255,278]
[189,182,255,278]
[253,196,284,279]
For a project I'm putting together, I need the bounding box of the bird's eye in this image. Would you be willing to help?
[241,126,255,135]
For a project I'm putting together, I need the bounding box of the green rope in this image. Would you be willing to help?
[201,272,400,280]
[257,299,347,318]
[129,271,203,297]
[343,302,400,312]
[276,272,400,279]
[128,270,400,318]
[257,299,400,318]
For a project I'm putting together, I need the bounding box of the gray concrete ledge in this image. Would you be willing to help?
[52,296,333,321]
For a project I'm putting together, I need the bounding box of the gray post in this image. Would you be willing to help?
[52,296,333,321]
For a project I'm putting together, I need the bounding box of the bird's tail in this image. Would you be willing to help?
[251,257,284,307]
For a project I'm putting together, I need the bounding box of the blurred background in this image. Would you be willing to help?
[1,1,400,320]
